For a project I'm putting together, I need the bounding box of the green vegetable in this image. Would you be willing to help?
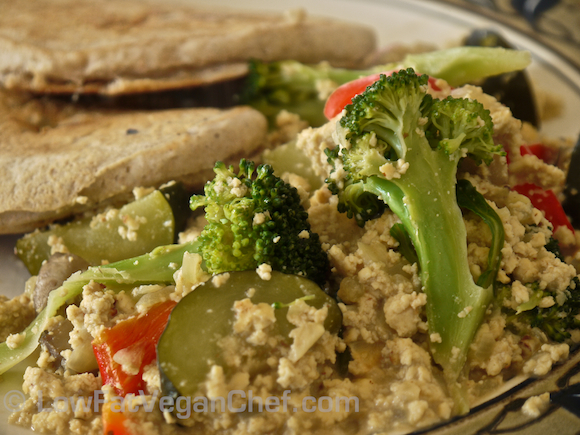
[390,179,505,288]
[0,242,199,375]
[16,183,190,275]
[545,236,565,261]
[496,277,580,343]
[189,159,329,287]
[325,69,505,412]
[455,179,504,289]
[262,140,324,190]
[402,46,531,88]
[241,46,531,126]
[389,223,418,265]
[157,270,341,400]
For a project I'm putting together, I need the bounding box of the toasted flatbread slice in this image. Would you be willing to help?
[0,0,376,95]
[0,91,268,234]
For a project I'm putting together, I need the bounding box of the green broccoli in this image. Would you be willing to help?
[325,68,505,412]
[240,46,531,126]
[496,279,580,343]
[189,159,329,286]
[494,234,580,343]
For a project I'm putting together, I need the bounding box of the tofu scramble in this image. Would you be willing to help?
[1,74,580,435]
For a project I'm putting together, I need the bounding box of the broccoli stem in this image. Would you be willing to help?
[363,139,493,411]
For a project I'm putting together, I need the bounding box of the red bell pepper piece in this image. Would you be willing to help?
[512,183,574,233]
[323,71,442,120]
[506,143,555,165]
[92,299,177,397]
[520,143,556,164]
[102,400,131,435]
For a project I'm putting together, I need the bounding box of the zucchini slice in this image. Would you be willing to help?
[157,270,341,400]
[16,183,189,275]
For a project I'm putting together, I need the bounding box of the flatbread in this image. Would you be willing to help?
[0,91,268,234]
[0,0,376,95]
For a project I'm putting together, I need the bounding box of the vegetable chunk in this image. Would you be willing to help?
[157,270,341,401]
[326,69,505,412]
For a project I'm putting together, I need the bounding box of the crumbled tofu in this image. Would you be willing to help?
[253,211,270,225]
[233,299,277,346]
[256,263,273,281]
[6,331,26,349]
[522,392,550,418]
[457,306,473,318]
[113,348,143,376]
[211,272,230,288]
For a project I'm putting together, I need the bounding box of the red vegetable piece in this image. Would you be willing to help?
[512,183,574,233]
[323,71,444,120]
[323,73,386,120]
[520,143,556,164]
[102,401,132,435]
[92,299,177,397]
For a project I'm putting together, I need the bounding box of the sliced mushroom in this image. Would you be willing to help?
[39,317,99,373]
[33,253,90,312]
[39,316,74,369]
[66,328,99,373]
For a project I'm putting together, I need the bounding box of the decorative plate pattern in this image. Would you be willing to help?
[440,0,580,70]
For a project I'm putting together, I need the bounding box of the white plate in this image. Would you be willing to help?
[1,1,580,434]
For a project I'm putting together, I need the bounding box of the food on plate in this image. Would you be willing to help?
[188,159,330,286]
[0,7,579,435]
[0,100,267,235]
[15,182,190,275]
[324,68,506,411]
[157,270,342,408]
[0,0,376,95]
[242,46,531,126]
[0,0,378,235]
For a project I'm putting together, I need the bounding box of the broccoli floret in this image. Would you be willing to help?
[190,159,329,286]
[496,278,580,343]
[545,236,565,261]
[326,68,505,412]
[241,46,531,126]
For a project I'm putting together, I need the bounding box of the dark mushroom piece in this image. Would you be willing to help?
[464,29,540,128]
[39,317,74,369]
[34,253,100,372]
[33,252,90,312]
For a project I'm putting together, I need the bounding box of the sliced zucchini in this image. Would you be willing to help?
[157,270,341,400]
[16,185,186,275]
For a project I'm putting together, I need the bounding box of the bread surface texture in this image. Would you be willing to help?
[0,95,268,234]
[0,0,376,94]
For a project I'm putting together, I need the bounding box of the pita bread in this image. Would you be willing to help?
[0,91,268,234]
[0,0,376,95]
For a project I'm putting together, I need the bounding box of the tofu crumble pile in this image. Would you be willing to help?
[0,79,579,435]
